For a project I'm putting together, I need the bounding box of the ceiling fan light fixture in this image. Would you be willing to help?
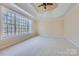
[35,3,58,13]
[38,3,54,9]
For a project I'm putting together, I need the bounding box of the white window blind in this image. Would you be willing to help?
[2,9,32,39]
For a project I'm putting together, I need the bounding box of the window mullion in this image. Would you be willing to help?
[14,14,16,35]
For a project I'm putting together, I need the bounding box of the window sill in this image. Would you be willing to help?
[1,32,32,40]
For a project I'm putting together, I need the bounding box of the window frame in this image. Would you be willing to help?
[2,8,32,39]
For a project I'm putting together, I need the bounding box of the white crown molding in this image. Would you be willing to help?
[1,3,36,20]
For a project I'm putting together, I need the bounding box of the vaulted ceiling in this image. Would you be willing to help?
[15,3,75,20]
[1,3,75,20]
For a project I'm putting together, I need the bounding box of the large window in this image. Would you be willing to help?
[4,11,15,37]
[3,9,32,38]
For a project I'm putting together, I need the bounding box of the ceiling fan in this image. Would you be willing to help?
[38,3,53,9]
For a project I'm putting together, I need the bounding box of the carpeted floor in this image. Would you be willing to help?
[0,36,78,56]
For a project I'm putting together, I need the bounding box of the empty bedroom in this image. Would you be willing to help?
[0,3,79,56]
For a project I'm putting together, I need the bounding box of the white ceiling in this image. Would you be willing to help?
[1,3,76,20]
[15,3,38,17]
[37,3,75,20]
[15,3,75,20]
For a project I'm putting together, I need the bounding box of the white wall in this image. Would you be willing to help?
[0,6,1,40]
[38,19,64,38]
[64,4,79,48]
[37,4,79,48]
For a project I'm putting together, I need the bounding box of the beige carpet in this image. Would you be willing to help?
[0,36,78,56]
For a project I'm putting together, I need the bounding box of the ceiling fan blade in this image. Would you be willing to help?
[47,3,53,5]
[38,4,43,7]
